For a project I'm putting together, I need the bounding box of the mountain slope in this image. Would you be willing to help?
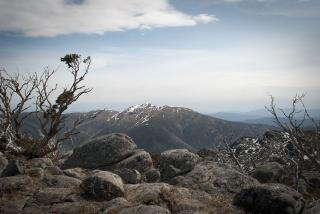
[93,104,273,153]
[21,104,273,154]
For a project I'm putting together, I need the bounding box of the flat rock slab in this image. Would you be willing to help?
[102,197,131,213]
[117,205,171,214]
[0,175,33,195]
[25,188,77,207]
[43,175,82,188]
[172,160,259,194]
[23,201,105,214]
[125,182,239,213]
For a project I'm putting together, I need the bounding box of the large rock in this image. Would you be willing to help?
[1,159,24,177]
[160,149,200,180]
[172,160,259,194]
[0,175,33,195]
[114,168,141,184]
[81,170,125,201]
[109,149,153,173]
[251,162,285,183]
[63,133,137,169]
[234,183,305,214]
[43,175,82,188]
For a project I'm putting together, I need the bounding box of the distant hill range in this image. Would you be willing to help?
[22,104,274,154]
[210,108,320,128]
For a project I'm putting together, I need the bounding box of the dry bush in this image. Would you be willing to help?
[0,53,96,158]
[265,94,320,190]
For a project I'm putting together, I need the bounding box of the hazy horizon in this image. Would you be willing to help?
[0,0,319,113]
[47,103,320,117]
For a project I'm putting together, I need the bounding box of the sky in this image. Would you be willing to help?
[0,0,319,113]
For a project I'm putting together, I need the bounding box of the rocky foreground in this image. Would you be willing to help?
[0,133,319,213]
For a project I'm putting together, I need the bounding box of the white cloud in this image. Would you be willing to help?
[1,40,319,112]
[0,0,216,37]
[74,42,319,112]
[194,14,218,24]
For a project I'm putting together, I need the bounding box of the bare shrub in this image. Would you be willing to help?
[0,53,97,158]
[265,94,320,190]
[0,69,37,152]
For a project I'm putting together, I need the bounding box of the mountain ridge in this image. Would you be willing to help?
[22,103,274,153]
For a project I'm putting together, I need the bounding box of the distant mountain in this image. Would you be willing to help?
[210,112,262,122]
[210,109,320,127]
[22,104,273,154]
[248,108,320,118]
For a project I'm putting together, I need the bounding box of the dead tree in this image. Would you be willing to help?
[0,69,37,151]
[31,54,93,158]
[0,54,97,158]
[265,94,320,190]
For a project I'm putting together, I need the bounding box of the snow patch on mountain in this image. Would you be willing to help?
[107,103,193,128]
